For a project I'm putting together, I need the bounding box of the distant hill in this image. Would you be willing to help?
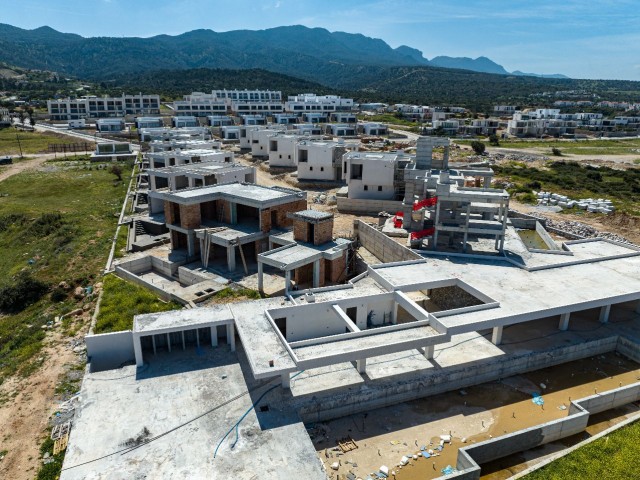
[0,23,565,81]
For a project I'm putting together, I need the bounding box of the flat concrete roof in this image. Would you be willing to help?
[134,304,233,334]
[290,209,333,222]
[61,347,325,480]
[147,162,249,176]
[156,183,306,207]
[372,239,640,334]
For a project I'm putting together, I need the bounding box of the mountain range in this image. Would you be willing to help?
[0,23,567,81]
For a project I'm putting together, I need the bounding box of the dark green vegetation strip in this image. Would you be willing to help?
[0,166,130,379]
[523,419,640,480]
[94,275,181,333]
[493,161,640,215]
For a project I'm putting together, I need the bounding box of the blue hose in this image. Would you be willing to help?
[213,371,304,459]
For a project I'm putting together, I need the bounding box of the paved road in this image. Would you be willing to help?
[35,124,141,151]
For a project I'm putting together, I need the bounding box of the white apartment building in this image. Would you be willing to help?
[274,114,299,125]
[292,124,323,135]
[250,128,287,158]
[360,122,388,136]
[493,105,518,116]
[232,101,283,115]
[297,140,353,182]
[221,125,241,140]
[268,134,299,168]
[138,127,212,142]
[96,118,125,132]
[239,125,286,150]
[207,115,234,127]
[330,112,357,123]
[328,124,357,137]
[48,94,160,120]
[147,149,234,169]
[241,115,266,126]
[342,151,410,200]
[173,92,227,117]
[302,112,328,124]
[172,116,199,128]
[135,117,164,129]
[210,89,282,106]
[432,119,461,136]
[285,94,353,113]
[464,119,500,136]
[149,139,222,153]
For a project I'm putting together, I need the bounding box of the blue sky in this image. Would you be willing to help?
[2,0,639,80]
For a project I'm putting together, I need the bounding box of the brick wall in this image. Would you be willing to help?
[293,218,309,242]
[180,204,201,229]
[314,219,333,245]
[326,253,346,284]
[217,200,232,224]
[164,201,176,224]
[295,263,313,285]
[261,199,308,233]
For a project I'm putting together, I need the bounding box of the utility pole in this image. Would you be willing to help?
[15,130,23,158]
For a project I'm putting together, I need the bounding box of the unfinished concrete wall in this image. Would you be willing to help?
[355,220,422,263]
[86,331,135,372]
[337,197,403,215]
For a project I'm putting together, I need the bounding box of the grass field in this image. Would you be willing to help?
[93,275,181,333]
[0,164,130,379]
[523,419,640,480]
[458,137,640,156]
[492,160,640,215]
[0,127,83,155]
[358,113,420,128]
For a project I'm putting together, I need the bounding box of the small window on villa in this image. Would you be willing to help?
[364,185,368,191]
[310,166,313,171]
[320,167,324,172]
[378,186,382,191]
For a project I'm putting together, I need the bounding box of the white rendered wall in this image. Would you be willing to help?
[269,136,298,167]
[297,144,336,181]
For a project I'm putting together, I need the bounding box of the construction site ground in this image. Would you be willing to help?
[311,352,640,480]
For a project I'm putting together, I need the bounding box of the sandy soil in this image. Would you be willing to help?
[311,352,640,480]
[0,319,89,480]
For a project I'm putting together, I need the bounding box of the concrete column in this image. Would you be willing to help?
[599,304,611,324]
[257,261,264,292]
[230,202,237,224]
[281,372,291,389]
[313,259,321,288]
[196,329,200,347]
[559,312,571,331]
[484,176,491,188]
[134,336,144,367]
[356,358,366,374]
[181,331,186,350]
[211,326,218,346]
[285,269,292,293]
[150,175,157,191]
[152,335,157,355]
[167,333,172,352]
[391,302,399,325]
[491,326,503,345]
[635,300,640,314]
[423,345,434,360]
[187,234,195,257]
[227,245,236,272]
[227,324,236,352]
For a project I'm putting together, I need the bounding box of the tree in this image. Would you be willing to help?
[471,140,486,155]
[109,164,123,181]
[488,134,500,146]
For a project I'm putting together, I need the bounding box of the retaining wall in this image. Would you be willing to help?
[355,220,422,264]
[337,197,403,215]
[85,330,135,372]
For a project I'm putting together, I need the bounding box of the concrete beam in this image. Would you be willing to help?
[356,358,366,374]
[332,305,360,332]
[167,333,172,352]
[152,334,156,355]
[559,312,571,331]
[285,270,292,293]
[599,304,611,324]
[491,326,503,345]
[393,290,430,322]
[181,330,186,350]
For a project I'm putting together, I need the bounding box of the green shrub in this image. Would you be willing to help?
[0,272,49,313]
[471,140,486,155]
[551,147,562,156]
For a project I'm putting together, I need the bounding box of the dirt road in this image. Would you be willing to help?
[0,152,92,183]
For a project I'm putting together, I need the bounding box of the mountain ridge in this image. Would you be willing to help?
[0,23,566,79]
